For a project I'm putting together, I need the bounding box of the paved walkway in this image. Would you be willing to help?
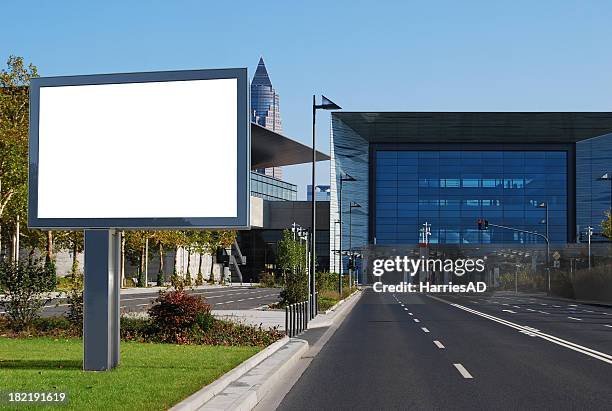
[212,309,285,331]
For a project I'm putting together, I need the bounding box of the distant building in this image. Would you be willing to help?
[251,171,297,202]
[251,57,283,180]
[307,185,331,201]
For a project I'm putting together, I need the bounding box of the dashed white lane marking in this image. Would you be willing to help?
[553,305,561,308]
[502,309,516,314]
[434,340,445,349]
[568,317,582,321]
[453,363,474,379]
[421,327,430,333]
[414,319,420,323]
[538,311,550,315]
[408,312,413,316]
[512,306,520,309]
[604,325,612,328]
[404,308,408,311]
[526,308,536,312]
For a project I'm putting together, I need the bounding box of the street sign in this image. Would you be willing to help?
[552,251,561,261]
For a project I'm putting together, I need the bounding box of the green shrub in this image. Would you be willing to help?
[120,317,154,341]
[259,271,276,288]
[0,259,56,330]
[66,270,84,326]
[148,289,213,343]
[570,265,612,302]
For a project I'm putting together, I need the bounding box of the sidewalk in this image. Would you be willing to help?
[172,290,364,411]
[212,309,285,331]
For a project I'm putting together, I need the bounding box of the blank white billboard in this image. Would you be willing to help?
[29,69,250,229]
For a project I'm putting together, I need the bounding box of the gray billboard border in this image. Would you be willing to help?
[28,68,250,230]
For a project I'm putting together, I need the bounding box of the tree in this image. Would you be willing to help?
[124,231,150,287]
[601,210,612,239]
[151,231,169,286]
[0,56,37,260]
[191,231,211,285]
[203,230,236,284]
[55,230,84,277]
[277,229,308,305]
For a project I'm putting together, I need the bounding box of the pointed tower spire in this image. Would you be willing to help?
[252,57,272,87]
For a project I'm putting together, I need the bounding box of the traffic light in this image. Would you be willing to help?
[477,219,489,230]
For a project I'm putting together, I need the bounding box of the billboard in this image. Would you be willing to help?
[28,68,250,229]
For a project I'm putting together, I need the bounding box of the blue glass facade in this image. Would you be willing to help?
[374,150,568,245]
[576,133,612,239]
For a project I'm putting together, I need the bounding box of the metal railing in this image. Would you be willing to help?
[285,292,318,337]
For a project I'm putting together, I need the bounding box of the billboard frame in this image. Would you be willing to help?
[28,68,250,230]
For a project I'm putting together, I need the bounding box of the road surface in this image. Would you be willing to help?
[27,286,281,317]
[278,289,612,410]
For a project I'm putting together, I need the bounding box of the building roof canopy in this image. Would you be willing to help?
[251,123,329,169]
[334,112,612,144]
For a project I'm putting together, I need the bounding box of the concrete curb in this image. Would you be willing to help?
[171,290,363,411]
[169,336,291,411]
[204,339,309,411]
[310,289,363,329]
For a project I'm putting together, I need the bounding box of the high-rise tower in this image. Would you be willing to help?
[251,57,283,179]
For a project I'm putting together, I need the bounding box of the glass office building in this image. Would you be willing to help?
[329,112,612,273]
[251,57,283,180]
[375,150,567,244]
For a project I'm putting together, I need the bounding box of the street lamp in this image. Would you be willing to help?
[338,173,356,295]
[537,202,550,292]
[349,202,361,289]
[598,172,612,212]
[312,95,341,316]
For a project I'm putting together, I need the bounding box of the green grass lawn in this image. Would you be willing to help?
[0,337,260,410]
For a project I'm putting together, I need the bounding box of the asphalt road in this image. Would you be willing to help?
[277,289,612,410]
[24,287,281,317]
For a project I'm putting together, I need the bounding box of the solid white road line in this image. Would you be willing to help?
[414,319,420,323]
[421,327,430,333]
[433,340,445,349]
[604,325,612,328]
[430,297,612,365]
[453,363,474,379]
[568,317,582,321]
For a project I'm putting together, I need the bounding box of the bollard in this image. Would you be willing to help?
[297,303,302,334]
[289,304,293,337]
[285,306,288,336]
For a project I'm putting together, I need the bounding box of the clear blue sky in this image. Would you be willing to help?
[3,1,612,199]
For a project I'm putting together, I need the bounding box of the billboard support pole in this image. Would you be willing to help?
[83,229,121,371]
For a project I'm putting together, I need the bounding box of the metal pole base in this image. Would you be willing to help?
[83,229,120,371]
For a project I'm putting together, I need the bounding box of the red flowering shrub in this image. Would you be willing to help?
[148,290,212,343]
